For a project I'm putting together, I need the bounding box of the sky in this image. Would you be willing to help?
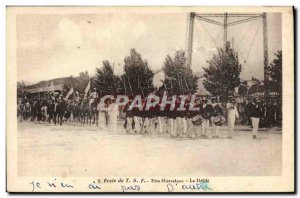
[17,12,281,85]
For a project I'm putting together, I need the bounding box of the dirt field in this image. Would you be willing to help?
[18,122,282,177]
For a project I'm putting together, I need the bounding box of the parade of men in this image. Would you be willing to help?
[17,86,281,140]
[17,81,277,139]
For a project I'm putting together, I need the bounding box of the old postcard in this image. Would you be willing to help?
[7,6,294,192]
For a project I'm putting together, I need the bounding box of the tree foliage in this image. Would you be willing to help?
[79,71,89,79]
[267,50,282,98]
[94,60,120,96]
[64,71,90,94]
[120,48,154,97]
[17,81,26,98]
[203,42,241,101]
[162,50,198,95]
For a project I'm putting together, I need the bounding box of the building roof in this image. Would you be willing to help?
[26,77,70,89]
[26,84,64,93]
[25,77,69,93]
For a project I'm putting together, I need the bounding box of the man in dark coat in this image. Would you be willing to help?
[247,98,262,139]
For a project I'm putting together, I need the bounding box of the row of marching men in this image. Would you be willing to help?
[122,96,239,139]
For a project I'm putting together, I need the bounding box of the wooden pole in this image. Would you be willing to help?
[223,13,228,47]
[262,12,269,101]
[187,12,195,68]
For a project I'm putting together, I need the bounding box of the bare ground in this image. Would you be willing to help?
[17,122,282,177]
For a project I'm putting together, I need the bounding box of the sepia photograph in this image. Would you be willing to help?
[6,6,294,192]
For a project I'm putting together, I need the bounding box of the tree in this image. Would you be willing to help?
[17,81,25,90]
[79,71,89,78]
[121,48,154,97]
[162,50,198,95]
[17,81,26,98]
[203,42,241,101]
[62,76,74,95]
[94,60,120,96]
[75,71,90,93]
[62,71,90,95]
[267,50,282,100]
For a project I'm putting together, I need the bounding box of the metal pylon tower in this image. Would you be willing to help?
[186,12,269,98]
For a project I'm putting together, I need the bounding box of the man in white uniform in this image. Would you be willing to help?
[108,99,119,132]
[226,96,239,139]
[97,99,107,130]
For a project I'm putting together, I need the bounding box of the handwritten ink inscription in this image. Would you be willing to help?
[30,179,74,192]
[167,182,212,192]
[121,185,141,192]
[88,181,101,190]
[28,178,211,192]
[30,179,101,192]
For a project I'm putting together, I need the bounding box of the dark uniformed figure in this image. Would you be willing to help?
[17,100,25,122]
[175,97,184,137]
[247,98,262,139]
[124,99,134,134]
[47,99,55,124]
[132,99,142,134]
[200,97,210,138]
[186,97,198,138]
[24,100,31,121]
[211,97,223,138]
[56,95,67,126]
[156,97,164,134]
[140,98,147,134]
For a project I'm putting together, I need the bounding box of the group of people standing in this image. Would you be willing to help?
[99,94,265,139]
[17,88,100,126]
[18,94,68,125]
[18,89,274,139]
[120,96,224,138]
[236,98,281,128]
